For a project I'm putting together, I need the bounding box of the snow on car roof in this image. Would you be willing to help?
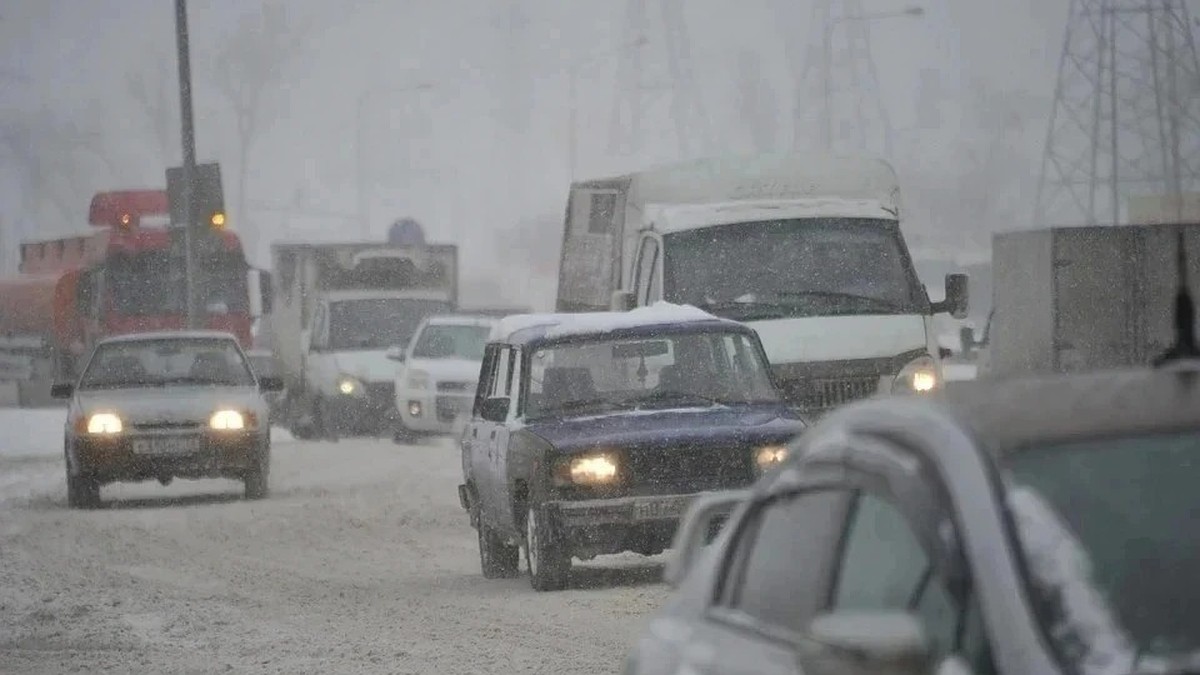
[423,313,500,326]
[489,302,741,344]
[97,330,239,345]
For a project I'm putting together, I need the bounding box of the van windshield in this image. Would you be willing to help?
[662,218,925,321]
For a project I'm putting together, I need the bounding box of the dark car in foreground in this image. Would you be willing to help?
[52,331,283,508]
[624,364,1200,675]
[457,303,807,591]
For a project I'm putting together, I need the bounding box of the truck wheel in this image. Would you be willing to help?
[66,469,99,510]
[243,455,269,500]
[478,522,520,579]
[525,504,570,591]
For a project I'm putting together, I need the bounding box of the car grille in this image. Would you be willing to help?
[365,382,395,406]
[436,381,472,393]
[626,445,754,494]
[778,376,879,413]
[131,421,203,431]
[435,395,471,423]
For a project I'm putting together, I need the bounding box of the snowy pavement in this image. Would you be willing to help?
[0,418,668,674]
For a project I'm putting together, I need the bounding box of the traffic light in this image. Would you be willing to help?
[166,162,225,231]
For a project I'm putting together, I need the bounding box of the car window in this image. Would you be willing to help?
[488,346,512,399]
[719,489,850,634]
[832,493,960,657]
[79,338,254,389]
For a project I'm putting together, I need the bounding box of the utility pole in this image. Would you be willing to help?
[174,0,199,328]
[608,0,709,159]
[1035,0,1200,227]
[788,0,922,156]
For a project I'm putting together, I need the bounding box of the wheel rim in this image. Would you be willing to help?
[526,508,539,577]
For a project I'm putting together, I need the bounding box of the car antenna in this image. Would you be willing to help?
[1153,226,1200,366]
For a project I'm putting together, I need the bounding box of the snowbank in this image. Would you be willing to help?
[0,407,293,460]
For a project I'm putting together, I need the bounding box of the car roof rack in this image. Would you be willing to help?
[1154,226,1200,367]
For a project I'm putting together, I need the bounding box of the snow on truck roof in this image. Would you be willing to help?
[575,153,900,212]
[97,330,240,345]
[489,303,745,345]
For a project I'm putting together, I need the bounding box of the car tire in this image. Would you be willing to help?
[478,522,520,579]
[243,454,269,500]
[524,503,570,591]
[66,470,99,509]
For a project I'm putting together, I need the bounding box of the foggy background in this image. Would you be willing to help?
[0,0,1066,310]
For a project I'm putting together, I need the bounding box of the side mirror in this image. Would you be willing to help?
[611,290,636,312]
[50,383,75,400]
[385,345,407,363]
[479,397,509,423]
[257,376,284,393]
[802,610,932,675]
[664,489,750,588]
[933,274,969,319]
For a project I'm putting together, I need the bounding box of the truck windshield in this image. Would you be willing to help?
[1006,432,1200,670]
[411,324,491,360]
[328,298,453,351]
[662,218,925,321]
[525,330,780,421]
[79,337,254,389]
[107,251,248,316]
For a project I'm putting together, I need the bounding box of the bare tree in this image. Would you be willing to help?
[735,50,780,153]
[212,3,311,258]
[126,49,179,166]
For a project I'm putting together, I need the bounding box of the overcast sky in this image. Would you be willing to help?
[0,0,1068,308]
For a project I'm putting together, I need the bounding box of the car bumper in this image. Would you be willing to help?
[546,493,703,558]
[72,430,264,483]
[397,390,472,433]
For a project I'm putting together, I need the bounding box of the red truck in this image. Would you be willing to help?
[0,190,270,391]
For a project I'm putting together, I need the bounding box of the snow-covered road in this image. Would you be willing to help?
[0,421,669,674]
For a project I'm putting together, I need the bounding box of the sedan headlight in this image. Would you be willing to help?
[337,375,363,396]
[406,369,431,391]
[893,355,939,394]
[555,452,620,486]
[210,409,252,431]
[85,412,123,434]
[754,445,789,473]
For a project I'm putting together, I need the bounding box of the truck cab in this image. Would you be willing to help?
[557,154,968,416]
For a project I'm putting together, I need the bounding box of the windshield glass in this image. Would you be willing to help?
[411,324,491,360]
[525,330,779,420]
[1005,432,1200,669]
[328,298,453,351]
[662,218,925,321]
[79,338,254,389]
[107,251,248,316]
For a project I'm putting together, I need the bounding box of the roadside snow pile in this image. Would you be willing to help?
[0,408,67,459]
[1008,485,1135,675]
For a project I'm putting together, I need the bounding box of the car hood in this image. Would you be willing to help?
[333,350,394,384]
[403,357,482,384]
[523,405,806,453]
[76,386,266,424]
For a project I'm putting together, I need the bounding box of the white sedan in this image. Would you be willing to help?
[387,314,495,443]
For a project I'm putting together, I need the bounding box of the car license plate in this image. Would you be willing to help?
[132,437,202,456]
[633,496,691,521]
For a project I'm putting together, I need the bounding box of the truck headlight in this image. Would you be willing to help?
[894,356,939,394]
[337,375,362,396]
[555,452,620,486]
[406,369,431,390]
[210,409,251,431]
[85,412,123,434]
[754,445,789,473]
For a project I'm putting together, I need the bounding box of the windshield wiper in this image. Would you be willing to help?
[628,390,726,409]
[768,290,902,310]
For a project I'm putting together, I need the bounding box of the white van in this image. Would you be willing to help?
[555,153,968,414]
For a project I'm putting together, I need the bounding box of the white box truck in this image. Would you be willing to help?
[556,153,967,414]
[268,240,458,439]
